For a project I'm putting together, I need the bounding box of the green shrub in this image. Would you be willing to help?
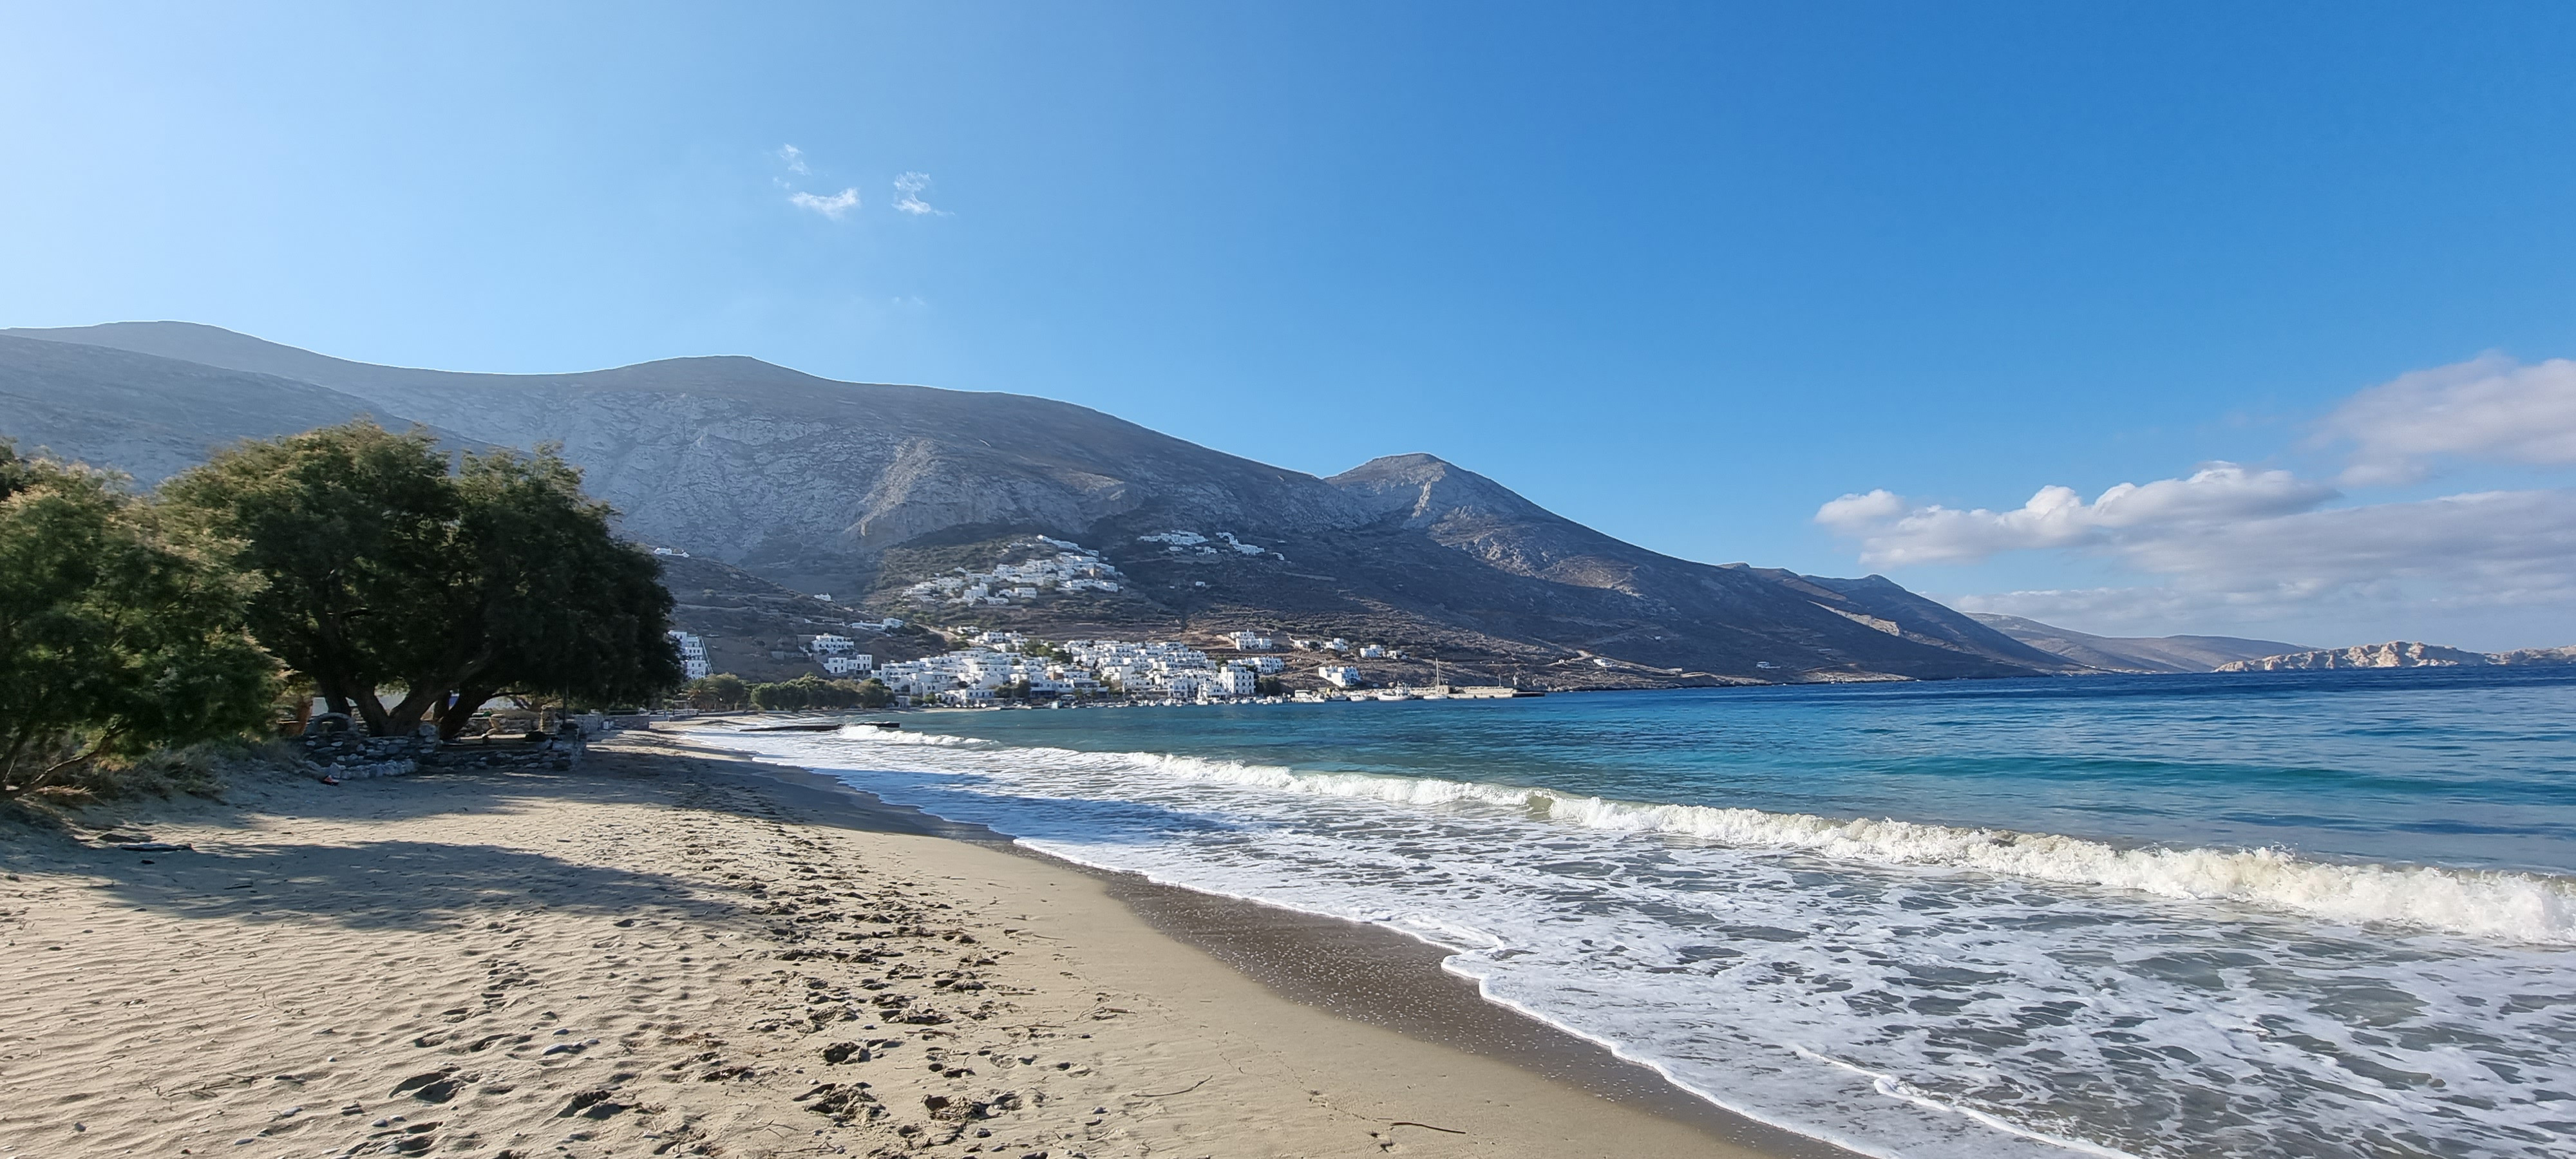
[1,445,276,798]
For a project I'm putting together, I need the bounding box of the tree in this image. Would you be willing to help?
[1,445,275,797]
[1254,675,1289,697]
[748,675,887,711]
[158,422,453,735]
[749,679,809,711]
[683,674,751,710]
[388,447,682,737]
[163,424,682,737]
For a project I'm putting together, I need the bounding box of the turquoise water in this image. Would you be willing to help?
[726,669,2576,1158]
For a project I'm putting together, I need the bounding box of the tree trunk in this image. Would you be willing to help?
[383,684,447,736]
[350,687,392,736]
[389,644,500,736]
[437,685,501,740]
[313,670,384,732]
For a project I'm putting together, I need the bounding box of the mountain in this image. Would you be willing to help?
[1967,613,2311,674]
[2215,641,2576,672]
[1,321,2083,686]
[0,333,481,484]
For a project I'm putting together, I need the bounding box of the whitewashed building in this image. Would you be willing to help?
[1318,664,1363,688]
[669,630,711,681]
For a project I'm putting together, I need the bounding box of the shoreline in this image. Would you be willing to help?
[1,729,1844,1158]
[697,731,1855,1159]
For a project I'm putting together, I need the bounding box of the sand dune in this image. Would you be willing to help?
[0,732,1810,1158]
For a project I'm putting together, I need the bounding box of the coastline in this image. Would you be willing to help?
[692,730,1856,1159]
[0,728,1845,1158]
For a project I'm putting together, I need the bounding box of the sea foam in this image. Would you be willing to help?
[956,744,2576,943]
[747,718,2576,1159]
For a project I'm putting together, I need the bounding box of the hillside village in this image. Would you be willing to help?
[902,536,1126,607]
[668,619,1533,708]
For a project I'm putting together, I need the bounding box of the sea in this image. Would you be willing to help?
[719,667,2576,1159]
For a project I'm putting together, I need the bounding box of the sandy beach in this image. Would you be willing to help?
[0,730,1834,1158]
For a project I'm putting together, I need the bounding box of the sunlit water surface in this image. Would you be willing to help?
[723,669,2576,1159]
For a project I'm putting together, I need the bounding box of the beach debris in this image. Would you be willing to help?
[1389,1120,1467,1135]
[1133,1079,1207,1098]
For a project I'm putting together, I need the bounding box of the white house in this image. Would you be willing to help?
[668,630,711,681]
[1226,630,1275,651]
[1358,644,1387,659]
[1213,664,1258,697]
[820,654,872,677]
[808,634,857,655]
[1318,664,1363,688]
[872,661,949,697]
[1250,655,1286,674]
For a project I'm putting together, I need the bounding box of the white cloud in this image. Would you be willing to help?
[2319,353,2576,484]
[1826,474,2576,626]
[1817,464,2331,567]
[1938,487,2576,635]
[892,171,946,216]
[779,144,809,174]
[2117,488,2576,603]
[789,187,860,220]
[1824,352,2576,642]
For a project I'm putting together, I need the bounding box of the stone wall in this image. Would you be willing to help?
[298,714,585,778]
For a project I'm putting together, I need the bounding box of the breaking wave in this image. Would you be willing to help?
[989,747,2576,944]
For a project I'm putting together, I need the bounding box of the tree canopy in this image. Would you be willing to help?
[163,422,681,737]
[1,444,275,796]
[682,674,751,710]
[746,675,891,711]
[158,422,453,733]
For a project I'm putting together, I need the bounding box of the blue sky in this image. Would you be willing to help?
[8,3,2576,649]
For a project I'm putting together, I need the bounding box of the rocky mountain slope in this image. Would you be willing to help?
[1,321,2083,685]
[0,334,482,484]
[2215,641,2576,672]
[1968,613,2309,674]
